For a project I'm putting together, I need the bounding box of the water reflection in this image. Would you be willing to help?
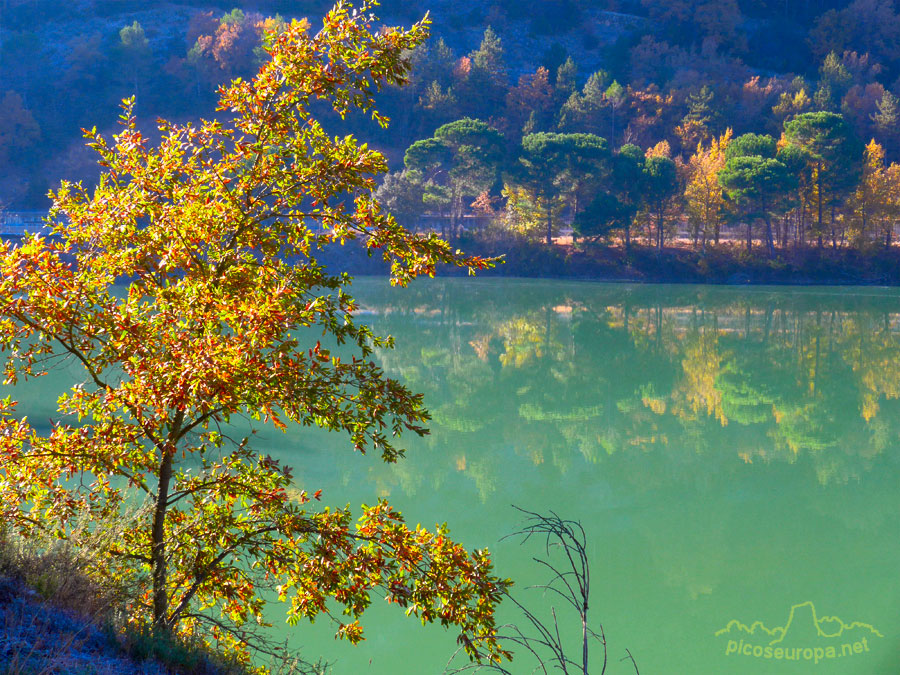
[353,281,900,496]
[4,279,896,672]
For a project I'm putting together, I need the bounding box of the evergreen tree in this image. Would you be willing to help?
[783,112,862,248]
[872,90,900,156]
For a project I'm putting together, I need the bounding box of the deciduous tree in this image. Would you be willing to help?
[0,90,40,168]
[846,139,899,248]
[0,4,509,667]
[684,129,732,248]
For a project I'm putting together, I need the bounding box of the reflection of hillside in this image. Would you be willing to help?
[349,280,900,497]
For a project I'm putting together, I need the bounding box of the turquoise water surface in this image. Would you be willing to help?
[7,278,900,673]
[273,279,899,674]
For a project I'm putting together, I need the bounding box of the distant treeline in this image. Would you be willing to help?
[384,114,900,257]
[4,0,900,259]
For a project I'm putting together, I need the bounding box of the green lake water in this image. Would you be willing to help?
[6,278,900,673]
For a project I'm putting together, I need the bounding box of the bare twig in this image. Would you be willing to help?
[444,507,639,675]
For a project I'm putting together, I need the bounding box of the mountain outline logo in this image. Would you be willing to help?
[715,601,883,665]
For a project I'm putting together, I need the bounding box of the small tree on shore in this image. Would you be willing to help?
[0,1,509,666]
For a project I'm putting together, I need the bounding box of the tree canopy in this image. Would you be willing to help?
[405,117,504,239]
[719,133,798,255]
[0,3,509,667]
[782,111,862,247]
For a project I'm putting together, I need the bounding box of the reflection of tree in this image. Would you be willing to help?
[340,281,900,497]
[672,323,728,425]
[717,363,775,425]
[842,315,900,420]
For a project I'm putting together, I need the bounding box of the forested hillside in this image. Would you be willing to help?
[3,0,900,260]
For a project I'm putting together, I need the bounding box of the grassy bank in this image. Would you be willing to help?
[0,535,259,675]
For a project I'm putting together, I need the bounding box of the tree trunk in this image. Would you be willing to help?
[451,193,463,241]
[656,208,663,251]
[817,161,823,248]
[571,191,579,246]
[546,207,553,246]
[764,213,775,258]
[830,204,837,249]
[152,447,175,628]
[762,197,774,257]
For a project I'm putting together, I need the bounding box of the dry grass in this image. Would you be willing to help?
[0,529,256,674]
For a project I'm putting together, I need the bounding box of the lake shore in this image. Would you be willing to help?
[6,234,899,286]
[324,239,900,286]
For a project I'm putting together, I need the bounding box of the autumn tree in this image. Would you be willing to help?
[808,0,900,67]
[846,139,897,248]
[684,129,732,248]
[771,85,813,128]
[0,3,510,667]
[0,91,40,168]
[65,33,108,94]
[841,82,884,143]
[186,8,269,90]
[882,163,900,247]
[498,184,545,240]
[505,68,554,137]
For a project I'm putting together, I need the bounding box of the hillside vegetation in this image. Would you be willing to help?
[4,0,900,267]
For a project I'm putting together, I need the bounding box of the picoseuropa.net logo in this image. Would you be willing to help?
[714,601,883,665]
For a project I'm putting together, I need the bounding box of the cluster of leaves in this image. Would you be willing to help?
[0,2,509,668]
